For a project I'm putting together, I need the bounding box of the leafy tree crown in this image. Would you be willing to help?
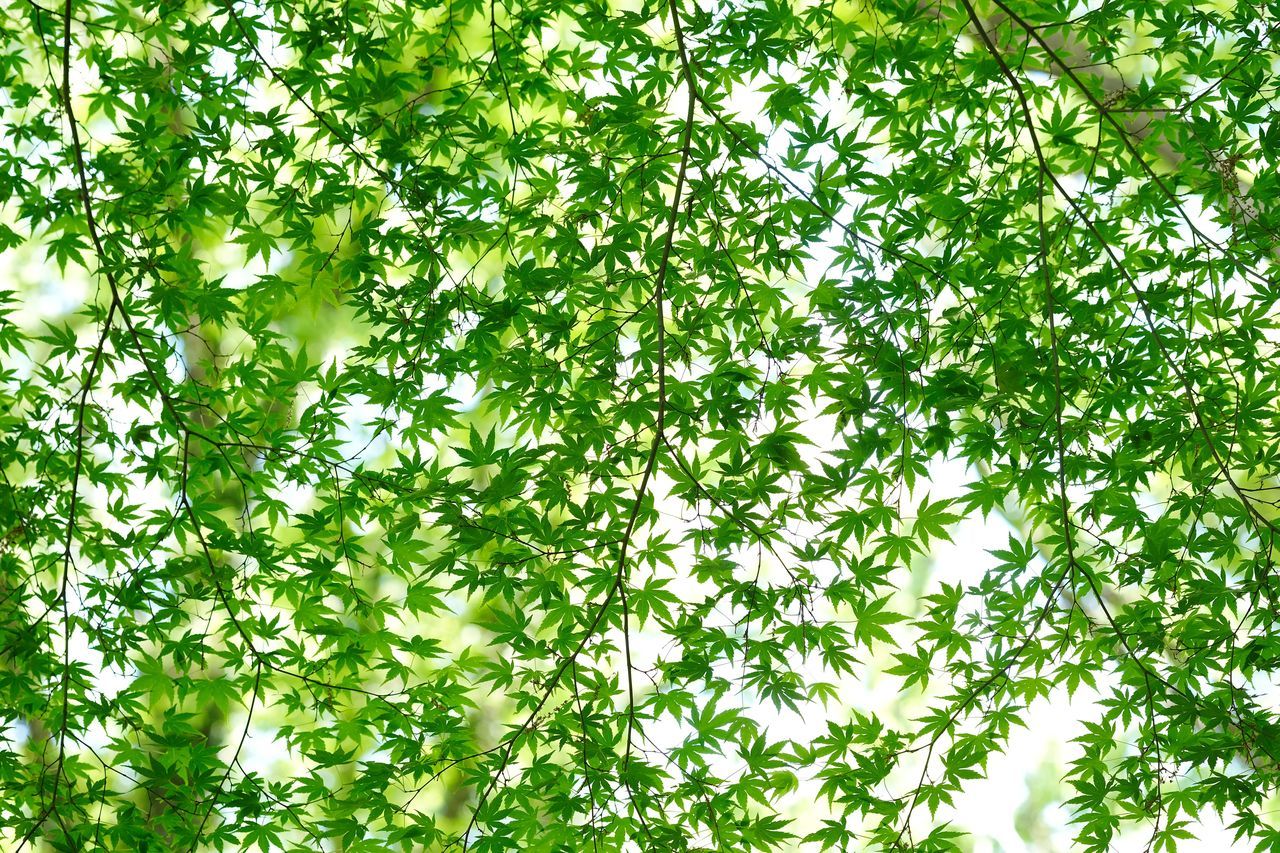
[1,0,1279,850]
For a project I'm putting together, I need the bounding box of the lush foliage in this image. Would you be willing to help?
[2,0,1279,849]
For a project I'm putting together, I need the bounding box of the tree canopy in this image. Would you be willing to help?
[2,0,1279,850]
